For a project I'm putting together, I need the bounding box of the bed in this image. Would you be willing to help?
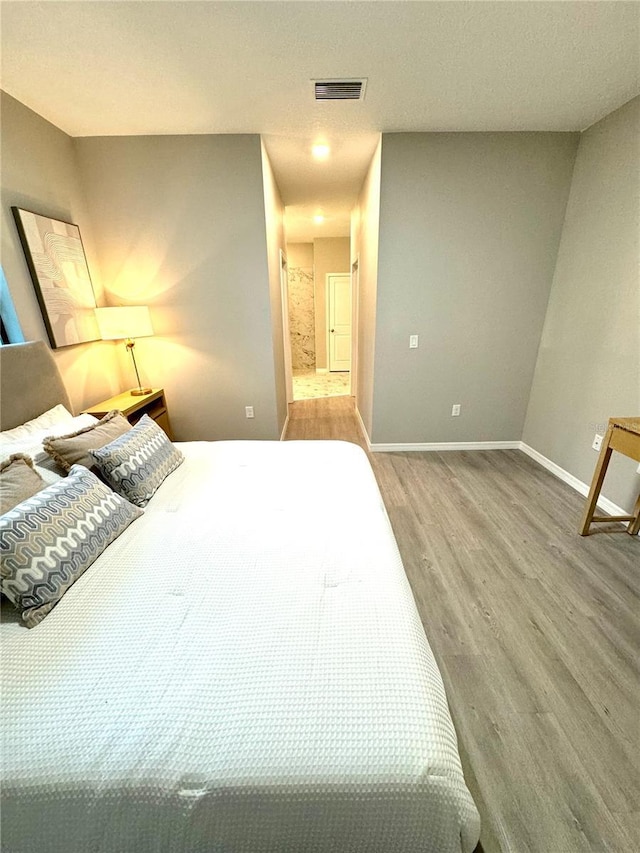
[1,341,480,853]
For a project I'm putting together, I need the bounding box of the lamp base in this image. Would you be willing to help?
[130,387,152,396]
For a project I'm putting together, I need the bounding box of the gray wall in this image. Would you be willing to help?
[371,132,579,444]
[74,133,281,441]
[0,92,123,412]
[351,139,382,438]
[260,141,287,435]
[523,97,640,512]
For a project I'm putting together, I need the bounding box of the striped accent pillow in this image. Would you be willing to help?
[0,465,143,628]
[90,415,183,507]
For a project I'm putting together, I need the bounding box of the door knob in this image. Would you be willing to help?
[330,328,335,333]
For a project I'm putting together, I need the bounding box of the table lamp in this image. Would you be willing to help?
[95,306,154,396]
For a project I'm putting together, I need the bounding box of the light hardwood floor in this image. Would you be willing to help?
[285,397,640,853]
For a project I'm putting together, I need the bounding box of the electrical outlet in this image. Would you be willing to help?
[245,406,254,419]
[409,335,419,349]
[592,433,603,451]
[451,404,461,417]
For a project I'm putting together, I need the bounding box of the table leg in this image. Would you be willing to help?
[579,426,614,536]
[628,491,640,536]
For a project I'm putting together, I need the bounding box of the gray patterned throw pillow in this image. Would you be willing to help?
[0,465,143,628]
[89,414,183,507]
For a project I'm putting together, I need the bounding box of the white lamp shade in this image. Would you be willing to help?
[95,306,153,341]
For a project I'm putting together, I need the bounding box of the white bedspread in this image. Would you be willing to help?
[1,440,480,853]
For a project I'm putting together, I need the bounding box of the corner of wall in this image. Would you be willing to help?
[260,140,288,436]
[351,136,382,440]
[521,96,640,512]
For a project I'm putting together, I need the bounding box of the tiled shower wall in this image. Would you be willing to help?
[288,266,315,369]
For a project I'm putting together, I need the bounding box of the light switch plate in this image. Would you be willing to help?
[409,335,418,349]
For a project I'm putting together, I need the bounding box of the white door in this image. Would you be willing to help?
[328,274,351,372]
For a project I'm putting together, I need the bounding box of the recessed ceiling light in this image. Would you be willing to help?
[314,214,325,225]
[312,143,330,160]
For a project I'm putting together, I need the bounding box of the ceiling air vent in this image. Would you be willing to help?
[313,79,367,101]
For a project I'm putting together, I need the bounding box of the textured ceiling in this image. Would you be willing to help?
[2,1,639,242]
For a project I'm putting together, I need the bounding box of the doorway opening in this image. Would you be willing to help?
[284,239,353,401]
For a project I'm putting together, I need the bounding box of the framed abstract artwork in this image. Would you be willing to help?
[12,207,100,349]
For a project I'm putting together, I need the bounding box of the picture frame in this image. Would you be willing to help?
[12,207,100,349]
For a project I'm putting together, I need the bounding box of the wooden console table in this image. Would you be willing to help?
[579,417,640,536]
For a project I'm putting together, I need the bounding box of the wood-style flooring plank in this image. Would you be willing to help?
[285,397,369,452]
[283,397,640,852]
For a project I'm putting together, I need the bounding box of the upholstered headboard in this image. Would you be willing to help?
[0,341,72,430]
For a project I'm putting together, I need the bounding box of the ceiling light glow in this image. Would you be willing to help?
[314,214,325,225]
[312,143,330,160]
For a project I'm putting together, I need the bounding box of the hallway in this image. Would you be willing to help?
[284,396,366,449]
[292,369,350,401]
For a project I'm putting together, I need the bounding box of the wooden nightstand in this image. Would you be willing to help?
[84,389,174,440]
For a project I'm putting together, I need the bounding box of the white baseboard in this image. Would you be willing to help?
[279,413,290,441]
[369,440,521,453]
[354,406,372,451]
[315,368,328,374]
[519,442,631,519]
[366,436,633,521]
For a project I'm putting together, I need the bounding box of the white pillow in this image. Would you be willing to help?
[0,409,99,465]
[41,414,99,440]
[0,404,73,444]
